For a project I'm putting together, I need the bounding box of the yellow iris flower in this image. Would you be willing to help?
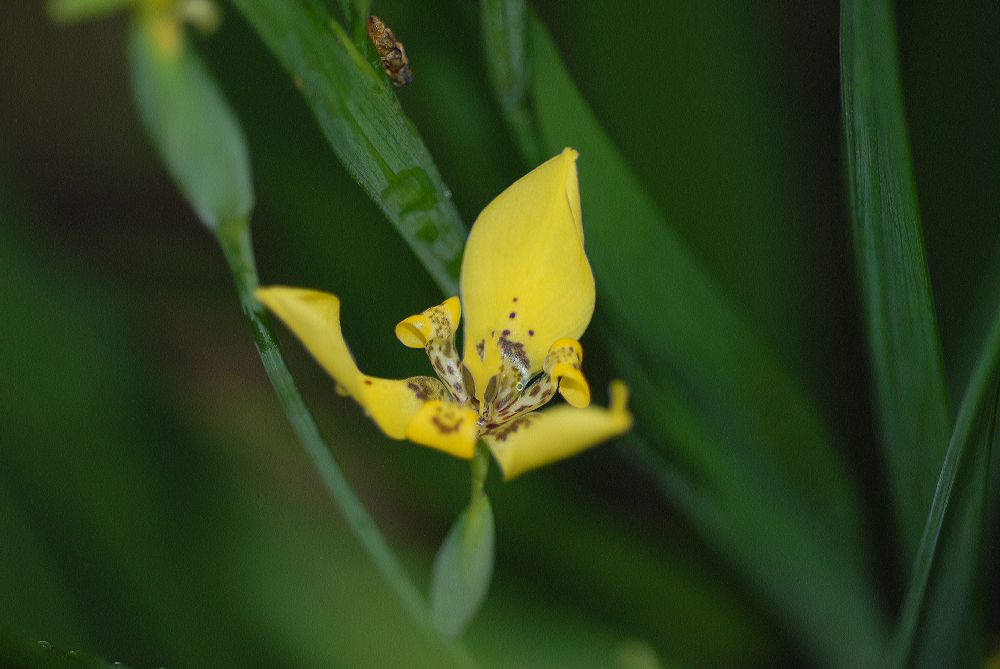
[255,149,632,479]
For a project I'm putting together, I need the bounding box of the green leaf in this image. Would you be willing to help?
[430,493,495,639]
[0,185,287,667]
[527,11,863,540]
[888,306,1000,668]
[228,0,468,294]
[0,631,132,669]
[480,0,542,166]
[47,0,135,23]
[128,15,253,231]
[910,417,993,669]
[613,343,887,669]
[841,0,951,562]
[508,15,882,665]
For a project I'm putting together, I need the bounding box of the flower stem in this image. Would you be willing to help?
[469,440,490,503]
[216,220,477,669]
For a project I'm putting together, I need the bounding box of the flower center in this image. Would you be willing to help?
[461,335,559,435]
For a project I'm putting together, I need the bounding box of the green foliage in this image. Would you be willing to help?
[0,632,131,669]
[47,0,135,23]
[6,0,1000,667]
[480,8,883,666]
[841,0,950,563]
[128,12,475,664]
[430,492,495,638]
[128,15,253,231]
[480,0,542,165]
[889,306,1000,668]
[228,0,468,294]
[843,1,998,666]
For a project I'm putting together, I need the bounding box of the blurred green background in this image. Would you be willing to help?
[2,0,999,667]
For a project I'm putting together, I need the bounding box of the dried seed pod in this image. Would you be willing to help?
[367,15,412,87]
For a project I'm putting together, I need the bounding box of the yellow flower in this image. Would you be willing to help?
[255,149,633,479]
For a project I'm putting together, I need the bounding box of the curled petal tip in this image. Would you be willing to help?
[395,316,430,348]
[395,296,461,348]
[552,363,590,408]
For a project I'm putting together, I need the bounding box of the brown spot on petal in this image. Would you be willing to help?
[431,406,464,434]
[489,415,535,442]
[406,379,438,401]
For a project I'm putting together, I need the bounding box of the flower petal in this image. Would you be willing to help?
[460,148,595,399]
[484,382,633,480]
[543,338,590,408]
[395,296,461,347]
[255,286,363,397]
[358,375,448,439]
[395,297,467,401]
[256,286,471,457]
[405,400,479,458]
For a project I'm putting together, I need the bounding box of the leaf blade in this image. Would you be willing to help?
[430,493,496,639]
[477,7,887,665]
[840,0,951,562]
[480,0,543,166]
[228,0,467,294]
[524,11,862,546]
[128,16,254,231]
[889,305,1000,668]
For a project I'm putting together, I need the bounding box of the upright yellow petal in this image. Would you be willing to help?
[460,148,595,399]
[255,286,363,398]
[484,382,633,480]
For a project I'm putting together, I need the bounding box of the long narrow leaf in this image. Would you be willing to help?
[229,0,467,294]
[889,306,1000,667]
[129,13,476,666]
[841,0,951,562]
[480,5,885,665]
[611,335,887,668]
[911,411,994,669]
[523,11,863,549]
[480,0,542,166]
[0,631,133,669]
[129,16,253,232]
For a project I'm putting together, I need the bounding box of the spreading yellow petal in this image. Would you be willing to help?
[460,148,595,401]
[255,150,626,473]
[405,400,479,458]
[484,382,633,480]
[254,286,363,398]
[358,375,448,439]
[256,286,473,459]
